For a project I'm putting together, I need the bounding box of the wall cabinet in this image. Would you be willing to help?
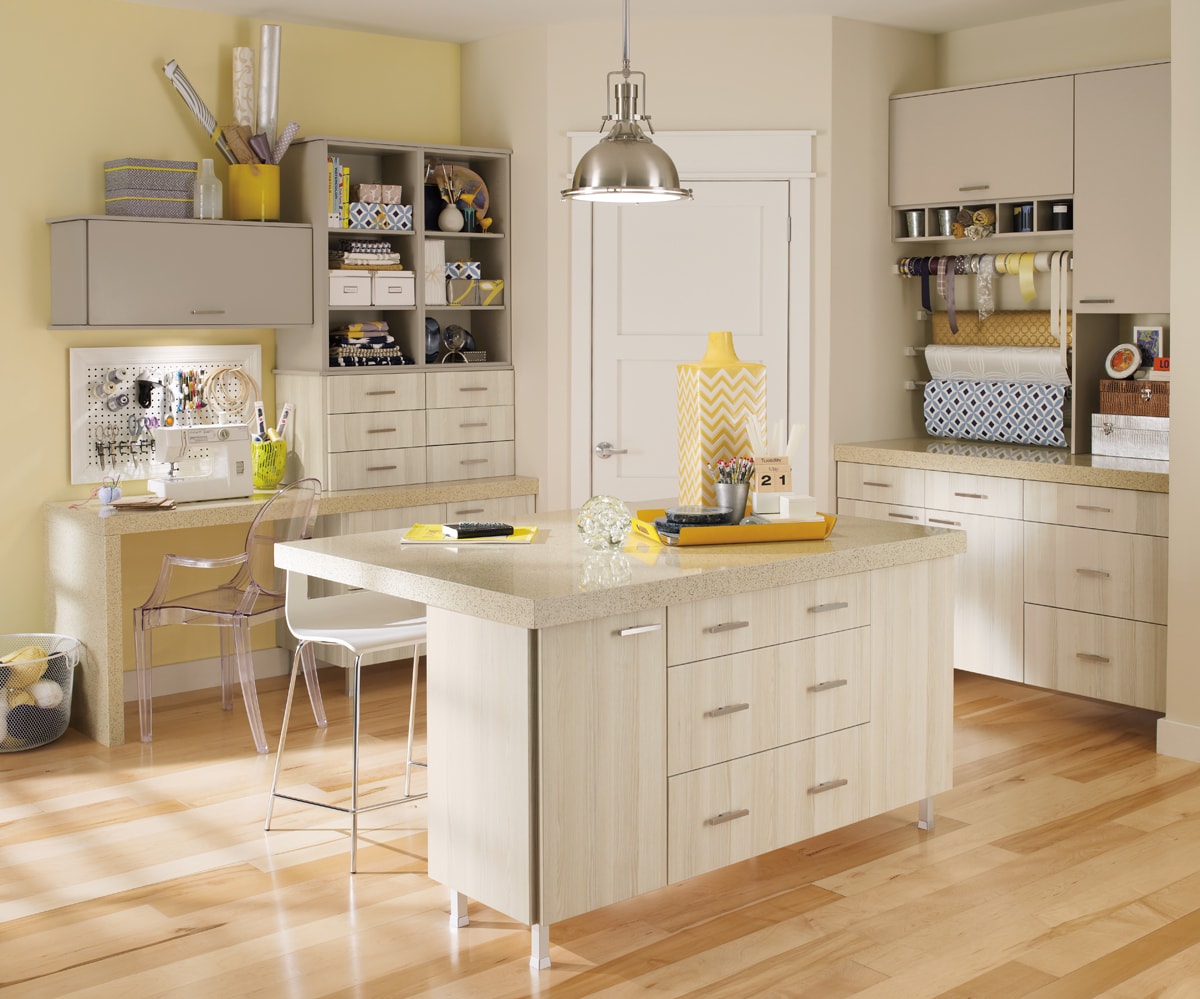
[48,216,313,328]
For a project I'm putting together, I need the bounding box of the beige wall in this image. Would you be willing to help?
[0,0,459,663]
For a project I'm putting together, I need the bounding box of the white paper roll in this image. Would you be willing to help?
[925,345,1071,385]
[256,24,281,149]
[233,46,254,128]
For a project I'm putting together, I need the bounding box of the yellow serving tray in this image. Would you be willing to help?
[633,510,836,546]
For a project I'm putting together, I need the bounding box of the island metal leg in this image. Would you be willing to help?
[531,923,551,970]
[918,795,935,830]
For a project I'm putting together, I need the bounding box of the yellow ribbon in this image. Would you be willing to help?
[1019,252,1036,302]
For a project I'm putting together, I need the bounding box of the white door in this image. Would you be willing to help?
[590,180,790,503]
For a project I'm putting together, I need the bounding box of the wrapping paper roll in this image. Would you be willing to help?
[925,345,1070,386]
[923,380,1067,448]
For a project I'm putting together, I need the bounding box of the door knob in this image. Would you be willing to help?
[594,441,628,459]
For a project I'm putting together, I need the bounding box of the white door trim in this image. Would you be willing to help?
[567,130,815,506]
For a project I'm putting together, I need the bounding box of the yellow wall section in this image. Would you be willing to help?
[0,0,459,667]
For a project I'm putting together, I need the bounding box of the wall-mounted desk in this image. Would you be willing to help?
[274,508,965,969]
[43,476,537,746]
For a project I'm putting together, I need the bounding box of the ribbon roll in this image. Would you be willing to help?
[1018,252,1037,302]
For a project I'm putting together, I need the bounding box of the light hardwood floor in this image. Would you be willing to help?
[3,664,1200,997]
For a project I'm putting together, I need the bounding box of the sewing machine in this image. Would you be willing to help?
[148,424,254,502]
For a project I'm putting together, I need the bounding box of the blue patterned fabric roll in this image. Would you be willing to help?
[923,380,1067,448]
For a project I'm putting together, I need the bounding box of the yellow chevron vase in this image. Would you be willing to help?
[677,331,767,507]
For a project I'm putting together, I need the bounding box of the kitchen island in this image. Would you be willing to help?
[274,509,965,969]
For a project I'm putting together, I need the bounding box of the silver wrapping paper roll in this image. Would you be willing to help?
[256,24,281,150]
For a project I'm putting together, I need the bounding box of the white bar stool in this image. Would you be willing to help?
[265,569,427,873]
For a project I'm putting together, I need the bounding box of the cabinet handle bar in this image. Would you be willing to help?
[958,184,990,191]
[190,308,226,315]
[365,428,396,435]
[453,508,484,515]
[704,702,751,718]
[460,422,488,428]
[366,465,397,472]
[954,492,987,499]
[809,778,849,795]
[460,458,489,465]
[705,621,750,634]
[888,512,920,521]
[928,517,962,527]
[365,390,397,397]
[809,601,849,614]
[809,679,849,693]
[1076,504,1112,513]
[862,481,891,488]
[1079,298,1116,304]
[705,808,750,826]
[617,623,663,637]
[1075,568,1111,578]
[459,386,489,392]
[1076,652,1111,664]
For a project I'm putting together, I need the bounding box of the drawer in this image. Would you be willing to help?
[836,497,925,527]
[667,574,870,667]
[1024,522,1167,625]
[426,369,514,409]
[327,411,425,452]
[444,494,535,522]
[326,372,425,414]
[1023,480,1168,537]
[925,470,1022,520]
[426,441,515,482]
[667,725,867,883]
[327,446,427,491]
[837,463,924,508]
[667,628,870,776]
[1024,604,1166,711]
[425,405,515,446]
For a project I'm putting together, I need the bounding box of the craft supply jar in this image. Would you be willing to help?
[228,164,280,221]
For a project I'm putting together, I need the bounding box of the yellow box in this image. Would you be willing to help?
[228,164,280,221]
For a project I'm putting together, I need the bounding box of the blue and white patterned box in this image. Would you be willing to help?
[923,380,1067,448]
[348,202,381,229]
[384,204,413,231]
[445,259,481,279]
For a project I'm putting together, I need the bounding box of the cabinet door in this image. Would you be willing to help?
[889,76,1074,207]
[1073,63,1170,313]
[538,610,667,923]
[836,462,925,508]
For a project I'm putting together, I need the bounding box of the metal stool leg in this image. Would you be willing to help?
[404,645,421,797]
[350,653,364,874]
[265,641,307,830]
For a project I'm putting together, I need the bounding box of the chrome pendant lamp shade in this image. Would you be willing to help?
[562,0,692,204]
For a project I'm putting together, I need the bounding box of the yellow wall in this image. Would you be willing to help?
[0,0,459,665]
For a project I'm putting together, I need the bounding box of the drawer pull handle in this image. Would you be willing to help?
[705,808,749,826]
[365,390,397,397]
[704,620,750,634]
[460,422,488,428]
[461,458,489,465]
[1079,298,1116,304]
[1076,504,1112,513]
[809,601,849,614]
[618,623,663,637]
[888,512,920,521]
[366,465,397,472]
[190,308,226,315]
[459,386,489,393]
[862,481,891,488]
[453,507,485,515]
[809,679,848,693]
[928,517,961,527]
[809,778,849,795]
[1075,568,1111,578]
[704,702,750,718]
[366,428,396,435]
[953,491,986,500]
[1076,652,1111,664]
[958,184,990,191]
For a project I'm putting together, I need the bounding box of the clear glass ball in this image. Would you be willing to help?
[577,494,632,551]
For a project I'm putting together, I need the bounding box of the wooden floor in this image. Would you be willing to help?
[3,666,1200,997]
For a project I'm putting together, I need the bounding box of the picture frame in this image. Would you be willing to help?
[1133,325,1164,367]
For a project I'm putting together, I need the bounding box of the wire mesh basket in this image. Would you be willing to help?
[0,633,81,751]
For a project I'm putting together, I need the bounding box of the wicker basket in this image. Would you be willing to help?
[1099,378,1170,417]
[0,634,80,751]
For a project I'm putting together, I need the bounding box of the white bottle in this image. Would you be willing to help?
[193,158,223,219]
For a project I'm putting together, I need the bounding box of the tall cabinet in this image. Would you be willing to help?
[276,136,517,493]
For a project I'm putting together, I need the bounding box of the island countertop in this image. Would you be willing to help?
[274,509,966,630]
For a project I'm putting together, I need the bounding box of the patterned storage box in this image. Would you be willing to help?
[103,158,196,194]
[380,185,403,205]
[104,190,193,218]
[383,204,413,231]
[348,202,381,228]
[447,278,478,306]
[478,279,504,306]
[932,310,1073,347]
[1099,378,1170,417]
[1091,414,1169,460]
[924,380,1067,448]
[446,259,482,279]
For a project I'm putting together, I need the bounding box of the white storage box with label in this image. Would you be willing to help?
[1091,413,1169,460]
[329,270,372,306]
[372,271,415,306]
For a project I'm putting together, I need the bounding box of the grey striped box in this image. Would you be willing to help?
[103,158,197,194]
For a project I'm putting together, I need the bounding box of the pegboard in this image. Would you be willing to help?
[69,345,263,485]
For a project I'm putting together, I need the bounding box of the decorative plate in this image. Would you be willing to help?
[1105,343,1141,379]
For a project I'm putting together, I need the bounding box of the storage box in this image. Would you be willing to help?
[103,190,193,218]
[351,183,381,203]
[348,202,381,229]
[329,270,372,306]
[1091,413,1169,460]
[1099,378,1170,417]
[103,158,196,193]
[478,278,505,306]
[446,259,482,279]
[380,184,403,205]
[372,271,415,306]
[382,204,412,231]
[447,278,478,306]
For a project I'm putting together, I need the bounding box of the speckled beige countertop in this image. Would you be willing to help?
[835,437,1168,493]
[274,509,966,630]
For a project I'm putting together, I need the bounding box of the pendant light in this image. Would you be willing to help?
[561,0,692,204]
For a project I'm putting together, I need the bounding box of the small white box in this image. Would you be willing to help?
[329,270,372,306]
[1091,413,1169,460]
[779,493,819,520]
[372,271,416,306]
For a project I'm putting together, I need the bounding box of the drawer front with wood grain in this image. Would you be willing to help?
[426,441,515,482]
[837,463,925,508]
[444,494,535,523]
[1024,522,1167,625]
[325,373,425,415]
[925,470,1022,520]
[667,725,867,883]
[327,446,427,491]
[836,497,926,527]
[667,574,871,667]
[326,411,426,452]
[1023,481,1168,537]
[1024,604,1166,711]
[667,628,870,776]
[425,405,515,446]
[426,369,514,409]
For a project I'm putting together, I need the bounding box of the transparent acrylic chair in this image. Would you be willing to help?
[265,569,427,873]
[133,477,325,754]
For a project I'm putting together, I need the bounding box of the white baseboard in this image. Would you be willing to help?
[122,647,290,703]
[1156,716,1200,762]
